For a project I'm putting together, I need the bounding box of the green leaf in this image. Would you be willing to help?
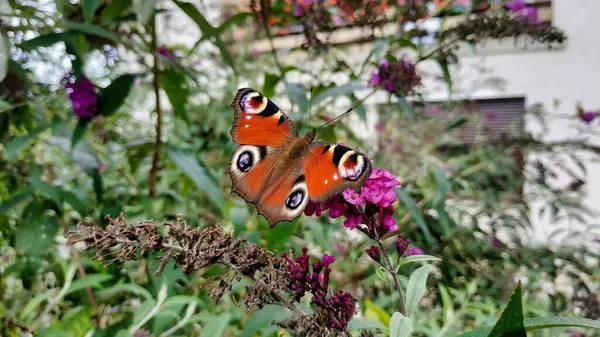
[200,313,231,337]
[389,312,412,337]
[159,70,189,125]
[167,148,225,214]
[240,305,291,337]
[438,60,452,93]
[97,284,154,301]
[390,37,418,51]
[360,38,388,74]
[229,203,249,233]
[0,187,33,212]
[405,264,433,319]
[19,292,50,320]
[364,299,391,327]
[439,284,455,326]
[285,81,309,114]
[19,32,74,50]
[347,317,389,331]
[431,167,451,207]
[66,274,114,296]
[72,119,90,150]
[457,317,600,337]
[132,0,155,25]
[90,168,104,202]
[83,0,104,23]
[29,177,62,204]
[311,81,366,107]
[0,35,9,82]
[376,266,387,281]
[397,93,415,122]
[396,188,433,245]
[6,125,50,160]
[64,21,118,42]
[262,73,280,98]
[98,74,136,117]
[398,254,440,268]
[173,1,235,73]
[486,281,525,337]
[16,201,60,257]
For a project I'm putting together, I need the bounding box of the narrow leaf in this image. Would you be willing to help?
[83,0,104,23]
[486,281,525,337]
[347,317,389,331]
[397,93,415,122]
[200,313,231,337]
[64,21,118,42]
[398,255,440,268]
[389,312,412,337]
[405,264,433,318]
[284,81,309,114]
[159,70,189,125]
[456,317,600,337]
[71,119,90,150]
[311,81,366,107]
[132,0,155,25]
[431,167,451,207]
[240,305,292,337]
[396,188,433,245]
[167,148,225,214]
[438,60,452,93]
[66,274,114,296]
[19,32,74,50]
[98,74,136,117]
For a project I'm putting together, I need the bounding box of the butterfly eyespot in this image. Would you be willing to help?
[339,153,366,181]
[240,91,267,114]
[237,151,254,172]
[286,190,305,209]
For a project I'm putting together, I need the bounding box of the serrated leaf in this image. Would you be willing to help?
[390,312,412,337]
[98,74,136,117]
[347,317,389,331]
[132,0,155,25]
[486,281,525,337]
[167,148,225,214]
[396,188,433,245]
[405,264,433,319]
[83,0,104,23]
[398,255,440,268]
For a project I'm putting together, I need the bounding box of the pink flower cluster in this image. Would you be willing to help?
[506,0,540,24]
[305,168,402,238]
[65,74,98,119]
[281,248,357,330]
[368,59,421,95]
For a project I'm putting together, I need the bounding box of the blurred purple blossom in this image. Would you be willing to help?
[581,111,597,124]
[507,0,540,24]
[492,238,504,248]
[157,46,176,61]
[65,74,98,119]
[405,246,424,256]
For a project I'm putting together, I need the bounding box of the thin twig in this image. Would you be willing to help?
[149,15,163,198]
[373,228,407,316]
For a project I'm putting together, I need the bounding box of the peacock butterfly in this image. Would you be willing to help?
[229,88,372,227]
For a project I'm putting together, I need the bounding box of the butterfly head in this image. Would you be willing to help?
[304,129,317,143]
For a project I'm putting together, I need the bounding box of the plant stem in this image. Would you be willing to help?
[149,15,162,198]
[376,238,407,316]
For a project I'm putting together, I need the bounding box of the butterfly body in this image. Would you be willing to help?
[229,88,371,227]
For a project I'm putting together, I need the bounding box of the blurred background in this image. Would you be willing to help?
[0,0,598,336]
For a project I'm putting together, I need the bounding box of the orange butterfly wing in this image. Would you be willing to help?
[230,88,298,147]
[304,143,372,202]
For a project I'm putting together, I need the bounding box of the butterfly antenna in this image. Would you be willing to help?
[315,108,354,131]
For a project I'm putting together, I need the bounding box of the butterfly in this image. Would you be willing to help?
[228,88,372,227]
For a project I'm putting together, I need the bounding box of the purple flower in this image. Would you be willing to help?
[369,58,421,94]
[281,248,356,330]
[294,6,304,17]
[383,214,398,232]
[342,189,364,206]
[365,245,381,263]
[506,0,526,11]
[343,214,362,229]
[492,238,504,248]
[157,46,176,61]
[65,74,98,119]
[396,235,410,255]
[405,246,424,256]
[581,111,597,124]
